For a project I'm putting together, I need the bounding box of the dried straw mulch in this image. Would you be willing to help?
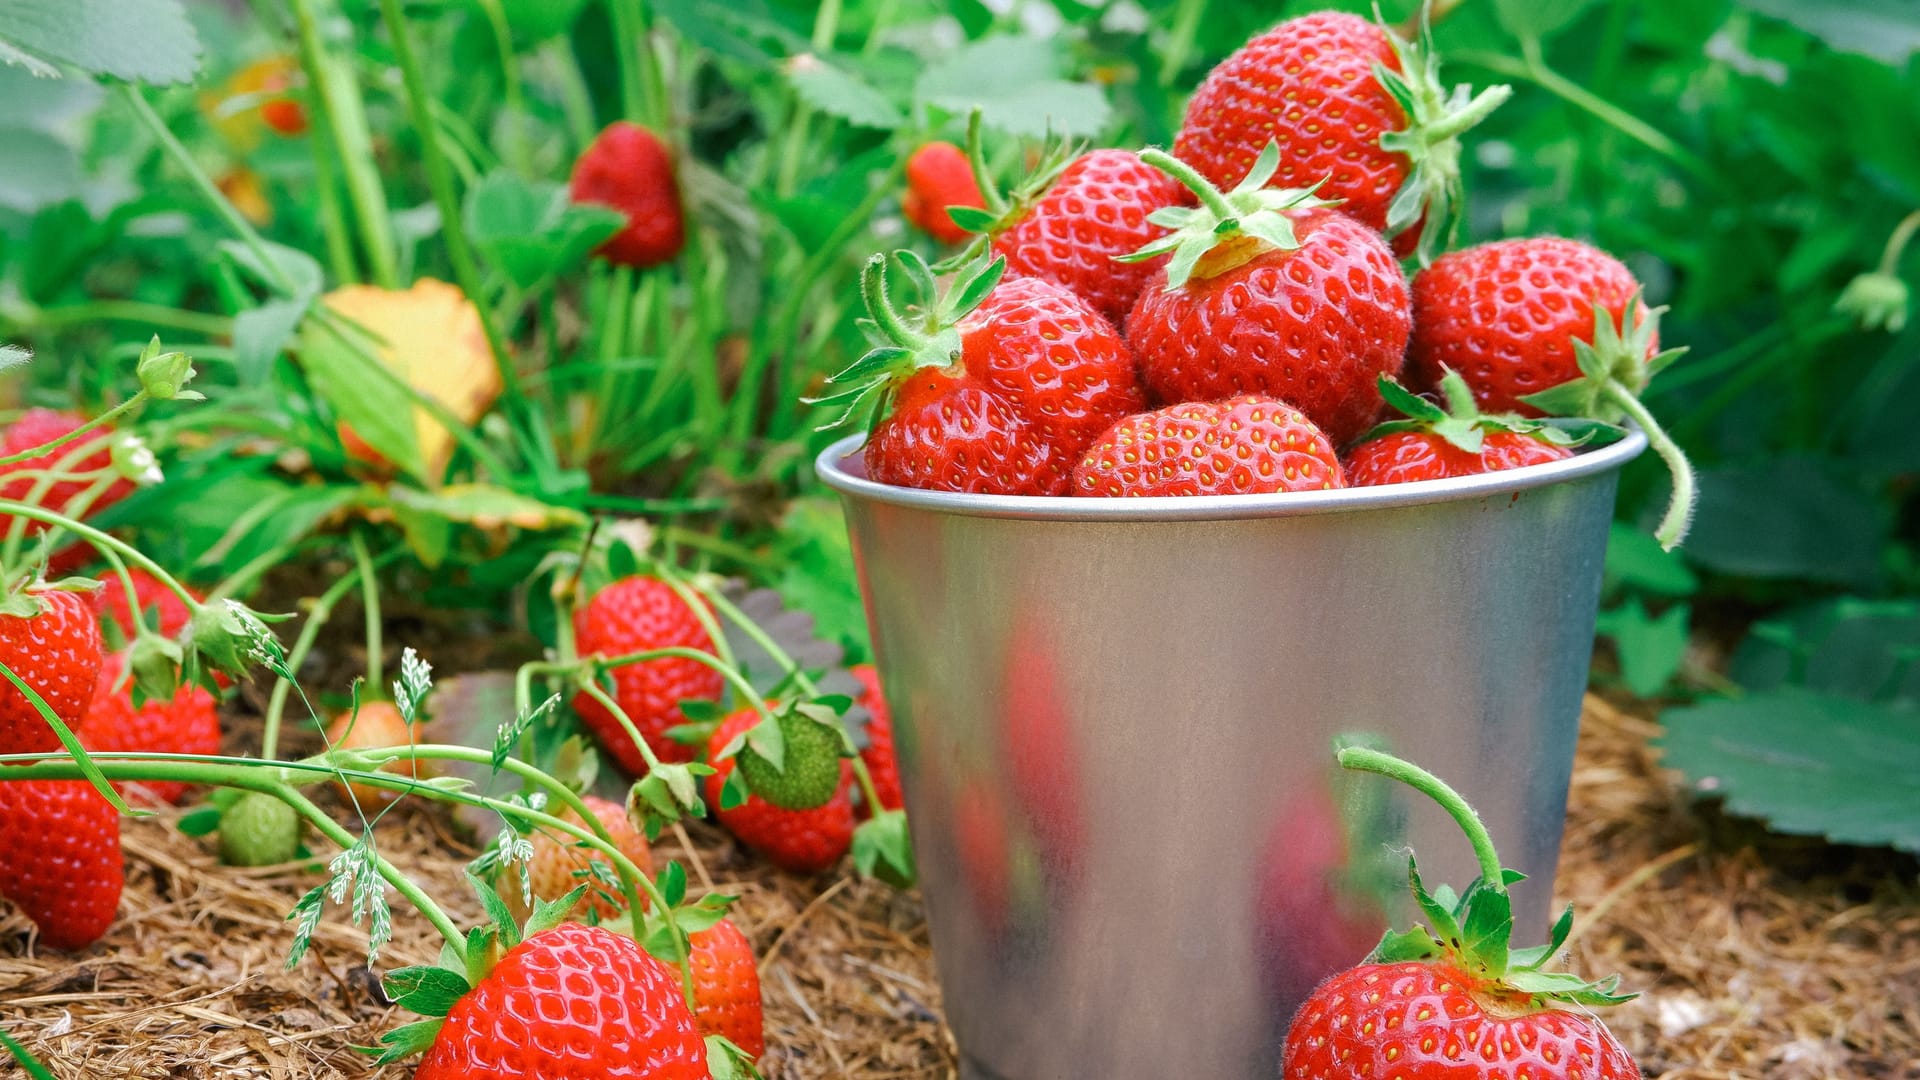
[3,693,1916,1079]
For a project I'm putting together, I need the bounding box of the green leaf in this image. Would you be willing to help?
[915,37,1110,138]
[1735,0,1920,65]
[852,809,916,888]
[1603,521,1698,598]
[465,171,624,289]
[1684,458,1889,589]
[232,298,310,387]
[219,239,324,303]
[1595,597,1691,697]
[527,885,589,937]
[469,873,522,951]
[1659,688,1920,854]
[658,860,688,908]
[176,805,224,837]
[300,318,426,482]
[381,966,470,1017]
[0,0,201,84]
[1729,598,1920,704]
[0,127,80,213]
[1457,887,1512,975]
[787,58,903,129]
[370,1019,444,1065]
[1492,0,1597,43]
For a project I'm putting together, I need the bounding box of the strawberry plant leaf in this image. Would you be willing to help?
[231,298,309,387]
[1684,458,1889,589]
[915,37,1111,138]
[1604,522,1699,598]
[786,58,903,129]
[176,805,223,837]
[381,966,470,1017]
[1595,596,1691,697]
[658,860,688,908]
[852,809,916,888]
[1659,688,1920,853]
[1730,597,1920,703]
[1492,0,1597,44]
[464,171,624,288]
[1734,0,1920,65]
[0,0,200,84]
[0,129,80,217]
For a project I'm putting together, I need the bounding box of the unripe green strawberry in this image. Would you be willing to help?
[735,709,843,811]
[219,791,301,867]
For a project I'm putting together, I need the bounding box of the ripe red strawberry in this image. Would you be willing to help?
[902,141,986,245]
[82,651,220,806]
[97,567,197,642]
[1074,395,1345,497]
[508,794,653,922]
[704,708,854,874]
[570,122,686,269]
[827,254,1145,496]
[1173,10,1509,260]
[1124,147,1412,446]
[1283,748,1640,1080]
[1407,237,1696,547]
[1345,369,1576,487]
[688,918,765,1057]
[0,587,104,754]
[414,923,708,1079]
[0,776,123,949]
[573,575,725,772]
[850,664,903,816]
[0,410,137,570]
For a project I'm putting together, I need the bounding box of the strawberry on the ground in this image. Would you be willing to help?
[704,708,854,874]
[570,122,686,269]
[413,922,708,1079]
[850,665,903,816]
[1408,237,1696,547]
[688,917,765,1057]
[0,410,137,570]
[1123,145,1412,446]
[0,587,104,755]
[508,794,653,922]
[0,776,122,950]
[219,791,302,867]
[324,699,420,809]
[97,567,197,642]
[821,253,1144,496]
[1173,10,1508,260]
[1074,395,1345,497]
[902,141,986,245]
[1282,748,1640,1080]
[572,575,725,773]
[1345,369,1576,487]
[82,651,221,806]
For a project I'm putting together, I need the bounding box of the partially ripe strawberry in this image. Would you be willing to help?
[733,706,844,811]
[509,794,653,922]
[827,256,1145,497]
[572,575,725,772]
[82,651,221,806]
[1345,370,1576,487]
[97,567,197,642]
[1174,11,1509,261]
[705,708,854,874]
[1074,396,1345,497]
[902,141,986,245]
[324,700,420,809]
[688,918,764,1057]
[0,776,122,950]
[1124,147,1412,446]
[414,923,708,1079]
[570,122,686,269]
[850,665,903,816]
[1282,748,1640,1080]
[0,588,104,755]
[0,410,137,569]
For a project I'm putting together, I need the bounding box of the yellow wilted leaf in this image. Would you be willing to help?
[317,279,502,483]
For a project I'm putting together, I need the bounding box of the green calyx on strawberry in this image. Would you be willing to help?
[715,697,850,811]
[1335,746,1633,1009]
[1372,7,1512,264]
[1517,293,1696,550]
[1122,142,1339,290]
[1364,368,1606,455]
[936,109,1080,259]
[809,251,1005,432]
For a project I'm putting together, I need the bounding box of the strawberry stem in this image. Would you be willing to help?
[963,109,1011,220]
[1138,148,1236,220]
[1603,384,1696,550]
[859,254,926,349]
[1337,746,1505,897]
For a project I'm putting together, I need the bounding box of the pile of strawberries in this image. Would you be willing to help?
[868,9,1692,548]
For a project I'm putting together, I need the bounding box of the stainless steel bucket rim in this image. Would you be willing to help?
[814,426,1649,522]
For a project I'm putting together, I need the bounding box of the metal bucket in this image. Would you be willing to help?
[816,428,1647,1080]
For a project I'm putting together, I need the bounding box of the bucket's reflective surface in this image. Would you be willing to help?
[818,430,1645,1080]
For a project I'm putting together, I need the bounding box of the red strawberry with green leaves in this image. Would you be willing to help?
[937,116,1184,323]
[850,664,903,816]
[1,409,138,572]
[688,917,765,1057]
[704,707,854,874]
[1173,10,1509,262]
[1074,395,1346,497]
[570,122,686,269]
[819,253,1145,496]
[1409,237,1696,547]
[0,586,104,754]
[1282,748,1640,1080]
[0,776,122,949]
[1124,145,1412,446]
[903,141,986,245]
[398,920,709,1079]
[1345,369,1588,487]
[82,651,221,806]
[573,575,725,772]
